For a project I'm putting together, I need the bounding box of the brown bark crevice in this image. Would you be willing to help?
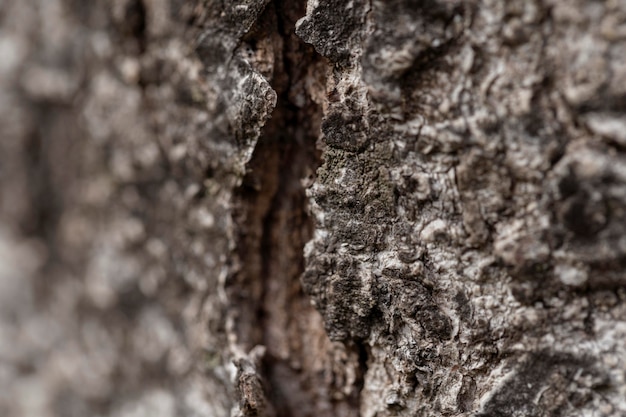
[228,1,363,416]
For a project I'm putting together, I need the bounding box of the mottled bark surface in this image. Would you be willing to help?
[1,1,626,416]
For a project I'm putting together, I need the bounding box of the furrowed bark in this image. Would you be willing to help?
[1,1,626,416]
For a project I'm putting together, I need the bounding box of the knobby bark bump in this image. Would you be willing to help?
[1,1,625,416]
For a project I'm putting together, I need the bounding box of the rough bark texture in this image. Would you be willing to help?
[1,1,626,416]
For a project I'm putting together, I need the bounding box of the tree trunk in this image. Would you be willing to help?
[1,0,626,416]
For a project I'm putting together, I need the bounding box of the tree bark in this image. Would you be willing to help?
[1,0,626,416]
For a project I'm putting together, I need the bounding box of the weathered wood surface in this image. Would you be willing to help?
[1,1,625,416]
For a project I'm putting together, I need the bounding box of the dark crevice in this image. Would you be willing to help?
[354,341,369,406]
[22,116,58,241]
[124,0,147,54]
[230,0,375,414]
[22,107,69,271]
[231,0,362,416]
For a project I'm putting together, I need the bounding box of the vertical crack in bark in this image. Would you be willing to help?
[230,1,365,416]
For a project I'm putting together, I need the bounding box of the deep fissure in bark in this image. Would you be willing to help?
[230,1,365,416]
